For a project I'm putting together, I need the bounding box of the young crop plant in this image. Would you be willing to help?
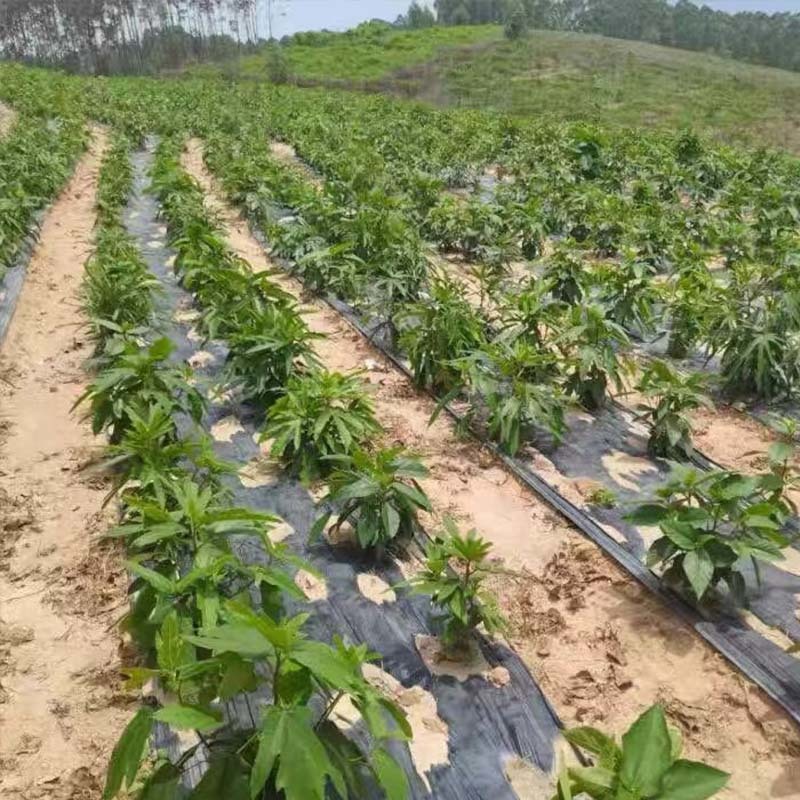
[223,302,321,407]
[82,227,159,351]
[757,417,800,508]
[115,481,309,654]
[261,369,382,483]
[555,704,729,799]
[75,337,205,444]
[558,304,632,410]
[444,338,567,454]
[102,401,232,506]
[108,599,412,800]
[402,518,506,657]
[595,254,659,333]
[542,246,588,305]
[664,261,718,359]
[628,465,794,605]
[311,447,431,553]
[294,241,366,300]
[712,286,800,401]
[498,278,565,347]
[397,272,487,393]
[0,111,85,280]
[634,360,711,459]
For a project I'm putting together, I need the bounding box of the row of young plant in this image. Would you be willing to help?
[247,86,800,404]
[40,75,800,403]
[191,125,740,800]
[84,136,419,800]
[149,133,731,800]
[11,70,800,402]
[0,95,85,280]
[198,119,800,617]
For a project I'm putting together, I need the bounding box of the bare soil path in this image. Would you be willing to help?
[0,102,16,138]
[0,129,132,799]
[183,139,800,800]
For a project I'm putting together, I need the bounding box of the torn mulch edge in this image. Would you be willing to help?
[124,144,567,798]
[0,209,45,346]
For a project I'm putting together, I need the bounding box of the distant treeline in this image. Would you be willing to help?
[0,0,260,73]
[404,0,800,73]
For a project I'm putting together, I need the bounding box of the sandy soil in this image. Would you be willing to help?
[0,101,16,138]
[182,140,800,800]
[0,130,133,799]
[267,140,323,189]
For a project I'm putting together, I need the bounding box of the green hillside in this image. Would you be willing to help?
[234,24,501,82]
[213,25,800,153]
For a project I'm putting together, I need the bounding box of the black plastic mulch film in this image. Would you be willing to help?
[124,145,565,799]
[0,209,44,344]
[214,150,800,727]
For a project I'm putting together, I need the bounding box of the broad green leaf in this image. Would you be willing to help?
[626,504,670,526]
[292,640,358,689]
[767,441,794,465]
[185,623,273,658]
[127,561,177,595]
[682,549,715,599]
[661,521,700,551]
[657,759,729,800]
[103,707,154,799]
[153,704,223,732]
[393,482,431,509]
[382,503,401,539]
[567,765,615,792]
[619,705,672,797]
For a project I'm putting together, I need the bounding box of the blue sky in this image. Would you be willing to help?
[267,0,800,38]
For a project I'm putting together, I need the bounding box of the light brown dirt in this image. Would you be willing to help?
[0,130,133,799]
[0,101,16,138]
[268,140,323,189]
[182,140,800,800]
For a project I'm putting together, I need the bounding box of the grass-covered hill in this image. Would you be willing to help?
[203,23,800,154]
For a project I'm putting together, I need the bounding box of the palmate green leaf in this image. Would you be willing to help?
[619,705,672,797]
[657,759,729,800]
[103,707,154,799]
[189,752,249,800]
[153,704,223,732]
[682,549,715,599]
[218,653,259,700]
[250,706,345,800]
[316,720,368,796]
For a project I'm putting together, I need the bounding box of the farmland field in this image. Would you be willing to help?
[1,55,800,800]
[205,25,800,154]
